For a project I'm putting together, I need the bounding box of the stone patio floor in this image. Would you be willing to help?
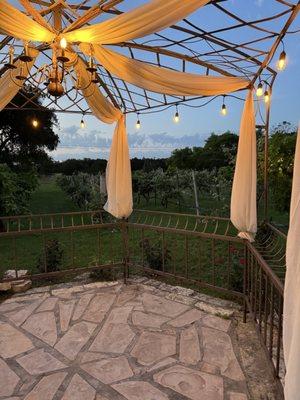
[0,278,280,400]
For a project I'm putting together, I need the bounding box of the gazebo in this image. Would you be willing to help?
[0,0,299,399]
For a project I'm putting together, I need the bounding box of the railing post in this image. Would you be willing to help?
[121,219,129,284]
[243,241,248,323]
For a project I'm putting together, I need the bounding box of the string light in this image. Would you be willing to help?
[256,82,263,97]
[277,50,287,71]
[221,96,227,116]
[135,113,141,130]
[80,116,85,129]
[264,90,270,104]
[173,104,180,123]
[32,119,38,128]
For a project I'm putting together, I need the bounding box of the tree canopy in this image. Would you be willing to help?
[0,87,59,168]
[168,131,238,171]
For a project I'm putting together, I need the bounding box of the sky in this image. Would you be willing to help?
[48,0,300,161]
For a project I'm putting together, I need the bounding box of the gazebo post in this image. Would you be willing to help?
[263,78,276,221]
[263,99,271,221]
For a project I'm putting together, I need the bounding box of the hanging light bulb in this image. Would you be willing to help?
[221,103,227,116]
[32,119,38,128]
[80,117,85,129]
[60,37,67,49]
[220,96,227,116]
[264,90,270,104]
[277,50,287,71]
[256,82,263,97]
[135,114,141,130]
[173,105,180,123]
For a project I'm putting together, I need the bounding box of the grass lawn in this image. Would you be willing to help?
[29,175,80,214]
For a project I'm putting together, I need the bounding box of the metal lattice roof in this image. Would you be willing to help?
[1,0,299,116]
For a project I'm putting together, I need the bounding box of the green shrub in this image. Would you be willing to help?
[37,239,63,273]
[139,238,171,271]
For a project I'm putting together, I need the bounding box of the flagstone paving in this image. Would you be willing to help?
[0,279,278,399]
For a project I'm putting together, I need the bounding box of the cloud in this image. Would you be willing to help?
[50,125,210,160]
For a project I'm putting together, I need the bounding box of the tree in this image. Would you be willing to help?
[198,132,238,170]
[0,87,59,168]
[0,164,38,224]
[267,122,297,211]
[168,132,238,171]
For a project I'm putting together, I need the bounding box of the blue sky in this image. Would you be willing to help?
[49,0,300,161]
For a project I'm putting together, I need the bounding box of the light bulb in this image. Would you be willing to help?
[135,119,141,130]
[264,90,270,104]
[256,82,263,97]
[221,104,227,116]
[60,37,67,49]
[80,119,85,129]
[277,50,286,71]
[32,119,38,128]
[173,111,180,123]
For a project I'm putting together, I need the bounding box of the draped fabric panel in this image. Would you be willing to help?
[80,44,250,96]
[103,115,132,219]
[283,125,300,400]
[70,55,133,218]
[0,47,39,111]
[230,90,257,242]
[0,0,55,42]
[65,0,210,44]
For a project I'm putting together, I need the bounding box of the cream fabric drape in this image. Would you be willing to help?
[65,0,210,44]
[70,55,132,219]
[0,47,39,111]
[0,0,55,42]
[283,125,300,400]
[230,90,257,242]
[80,44,249,96]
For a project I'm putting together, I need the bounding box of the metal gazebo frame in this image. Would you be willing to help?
[0,0,300,220]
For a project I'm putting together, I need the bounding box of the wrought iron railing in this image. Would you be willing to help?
[245,241,285,395]
[0,210,285,395]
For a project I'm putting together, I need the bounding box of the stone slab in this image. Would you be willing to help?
[154,365,223,400]
[6,297,45,326]
[179,325,201,365]
[12,280,32,293]
[23,371,67,400]
[168,309,203,327]
[0,358,20,397]
[83,293,116,323]
[4,270,28,279]
[17,349,67,375]
[132,311,169,328]
[112,381,169,400]
[22,311,57,346]
[59,300,75,332]
[89,322,135,353]
[142,292,189,317]
[131,331,176,366]
[82,356,133,384]
[36,297,58,312]
[202,327,245,381]
[72,293,94,321]
[55,321,96,360]
[0,322,34,358]
[202,314,231,332]
[61,373,96,400]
